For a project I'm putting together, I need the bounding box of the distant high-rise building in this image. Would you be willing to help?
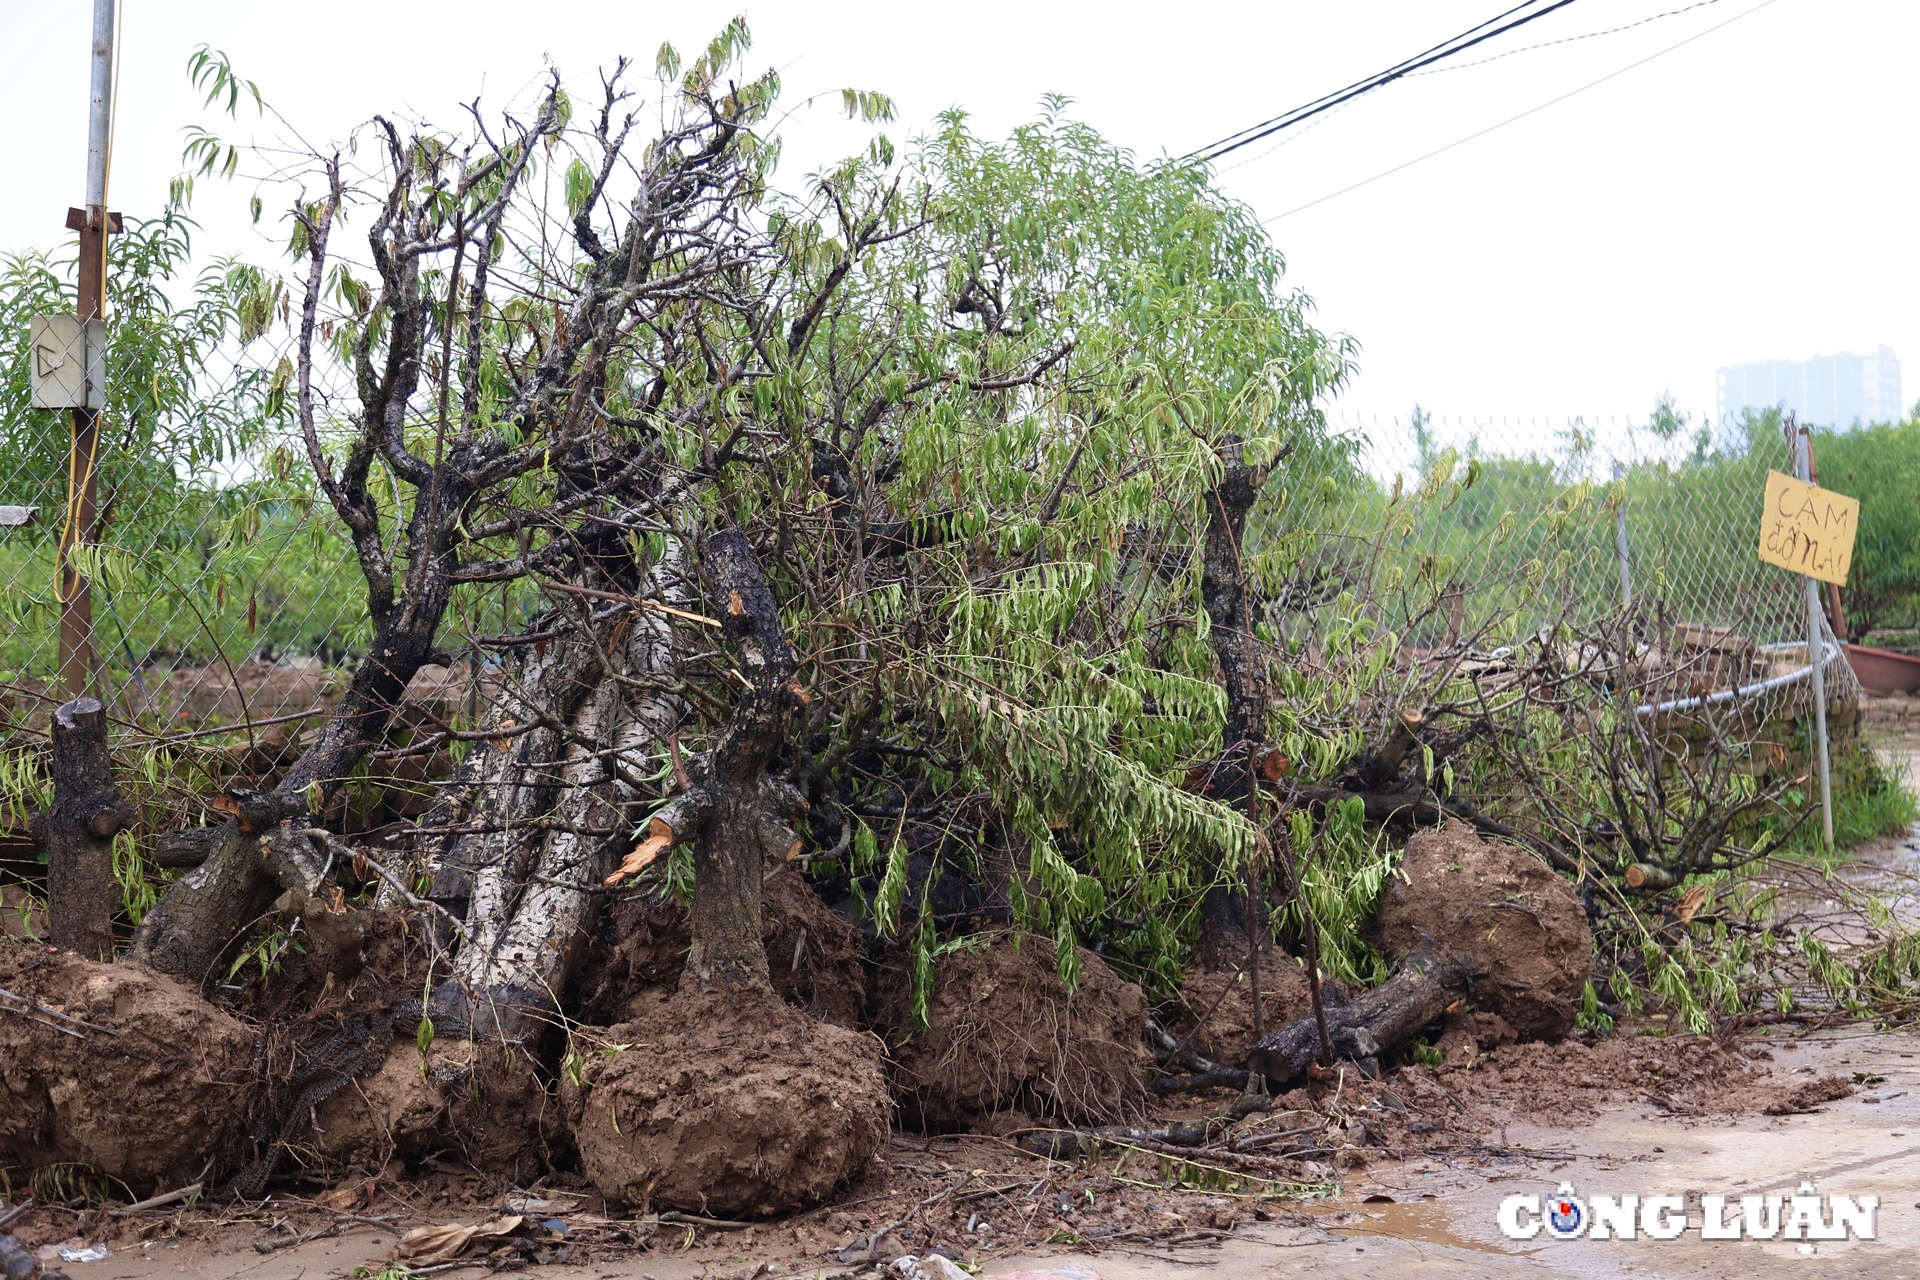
[1717,346,1903,427]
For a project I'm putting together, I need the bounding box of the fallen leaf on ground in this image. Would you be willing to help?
[396,1215,524,1265]
[314,1186,359,1211]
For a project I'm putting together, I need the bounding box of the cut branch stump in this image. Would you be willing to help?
[30,697,135,960]
[1246,952,1468,1088]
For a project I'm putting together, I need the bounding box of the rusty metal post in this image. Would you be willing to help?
[57,0,117,702]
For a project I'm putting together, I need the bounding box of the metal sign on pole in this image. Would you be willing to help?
[56,0,121,702]
[28,315,106,410]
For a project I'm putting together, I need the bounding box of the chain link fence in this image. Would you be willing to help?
[1285,407,1858,729]
[0,387,365,740]
[1,388,1857,774]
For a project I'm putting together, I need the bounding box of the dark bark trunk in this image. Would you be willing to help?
[271,553,460,808]
[30,697,135,960]
[125,809,331,983]
[1246,952,1467,1088]
[127,524,460,980]
[683,528,805,989]
[688,787,773,986]
[1198,439,1269,956]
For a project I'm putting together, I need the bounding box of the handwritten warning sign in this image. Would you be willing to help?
[1758,470,1858,585]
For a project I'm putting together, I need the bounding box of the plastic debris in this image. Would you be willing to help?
[889,1256,970,1280]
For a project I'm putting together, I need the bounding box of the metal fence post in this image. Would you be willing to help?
[56,0,116,702]
[1794,423,1835,851]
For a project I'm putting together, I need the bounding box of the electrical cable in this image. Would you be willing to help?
[1185,0,1585,162]
[1409,0,1725,77]
[1187,0,1549,159]
[1216,1,1730,178]
[1259,0,1781,224]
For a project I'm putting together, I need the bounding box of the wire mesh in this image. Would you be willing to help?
[1282,408,1858,727]
[0,399,1857,737]
[0,227,384,842]
[0,207,1857,856]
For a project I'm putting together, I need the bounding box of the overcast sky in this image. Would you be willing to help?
[2,0,1914,436]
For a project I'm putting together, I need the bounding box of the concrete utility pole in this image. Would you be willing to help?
[57,0,120,701]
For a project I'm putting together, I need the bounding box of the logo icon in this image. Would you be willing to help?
[1545,1183,1586,1239]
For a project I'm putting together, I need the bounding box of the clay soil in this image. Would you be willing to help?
[871,935,1152,1132]
[0,942,254,1193]
[0,828,1881,1277]
[1169,951,1318,1068]
[561,983,891,1218]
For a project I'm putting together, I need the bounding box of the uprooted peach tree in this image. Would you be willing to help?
[5,25,1909,1214]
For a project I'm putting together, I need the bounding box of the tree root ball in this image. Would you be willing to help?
[301,1037,561,1181]
[0,942,252,1191]
[1170,954,1316,1069]
[561,984,888,1216]
[874,935,1150,1131]
[1372,821,1593,1039]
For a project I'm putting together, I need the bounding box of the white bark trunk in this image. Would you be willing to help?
[436,542,694,1039]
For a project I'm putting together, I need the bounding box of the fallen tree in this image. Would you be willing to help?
[20,26,1613,1206]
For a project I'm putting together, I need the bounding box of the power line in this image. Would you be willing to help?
[1260,0,1781,224]
[1185,0,1585,162]
[1217,1,1731,179]
[1216,1,1729,178]
[1187,0,1554,161]
[1409,0,1726,77]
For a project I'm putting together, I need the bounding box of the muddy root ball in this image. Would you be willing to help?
[1372,820,1593,1040]
[561,983,889,1216]
[0,942,252,1191]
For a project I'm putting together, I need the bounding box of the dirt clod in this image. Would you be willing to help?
[1764,1073,1855,1114]
[875,936,1150,1131]
[0,943,252,1191]
[1373,821,1592,1039]
[562,983,889,1216]
[300,1037,559,1181]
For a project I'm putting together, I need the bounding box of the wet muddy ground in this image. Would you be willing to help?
[13,1026,1912,1280]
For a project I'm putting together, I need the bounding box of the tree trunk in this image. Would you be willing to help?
[682,528,805,990]
[31,697,135,960]
[124,802,332,982]
[1198,439,1269,957]
[424,541,693,1042]
[687,787,774,986]
[127,551,459,979]
[1246,952,1467,1088]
